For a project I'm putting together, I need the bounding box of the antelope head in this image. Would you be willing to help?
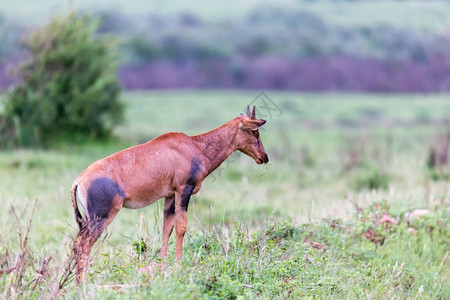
[236,105,269,164]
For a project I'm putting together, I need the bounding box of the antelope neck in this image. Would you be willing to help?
[192,119,239,175]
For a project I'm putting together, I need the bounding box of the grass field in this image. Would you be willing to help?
[0,91,449,298]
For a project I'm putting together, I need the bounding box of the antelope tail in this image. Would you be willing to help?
[71,184,84,229]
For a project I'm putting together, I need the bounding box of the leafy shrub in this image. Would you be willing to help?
[354,168,390,191]
[426,134,450,181]
[0,12,123,147]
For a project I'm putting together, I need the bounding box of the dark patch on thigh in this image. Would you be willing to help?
[180,158,202,211]
[87,178,125,220]
[164,198,176,217]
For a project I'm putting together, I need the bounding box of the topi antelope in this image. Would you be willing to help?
[71,105,268,282]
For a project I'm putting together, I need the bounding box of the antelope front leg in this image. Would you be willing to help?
[175,184,194,260]
[175,210,188,259]
[160,196,175,258]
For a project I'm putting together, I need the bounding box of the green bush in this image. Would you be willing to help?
[354,168,390,191]
[0,12,123,147]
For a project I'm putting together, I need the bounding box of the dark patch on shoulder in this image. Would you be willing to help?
[87,178,125,220]
[181,158,202,211]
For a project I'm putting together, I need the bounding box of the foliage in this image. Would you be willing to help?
[0,12,123,147]
[116,7,450,91]
[354,168,391,191]
[426,133,450,181]
[2,1,450,91]
[132,238,148,258]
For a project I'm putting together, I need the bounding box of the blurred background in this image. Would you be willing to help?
[0,0,449,256]
[1,0,450,91]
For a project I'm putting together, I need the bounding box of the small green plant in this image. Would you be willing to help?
[354,168,390,191]
[356,200,397,246]
[426,134,450,181]
[132,238,148,257]
[0,12,123,147]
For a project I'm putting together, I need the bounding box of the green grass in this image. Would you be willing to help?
[72,207,448,299]
[0,91,449,298]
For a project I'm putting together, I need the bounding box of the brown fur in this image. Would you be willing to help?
[72,108,268,283]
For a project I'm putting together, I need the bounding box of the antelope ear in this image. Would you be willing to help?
[240,117,266,130]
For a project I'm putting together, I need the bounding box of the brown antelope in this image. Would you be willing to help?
[71,105,268,282]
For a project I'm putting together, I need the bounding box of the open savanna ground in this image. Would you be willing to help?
[0,91,449,298]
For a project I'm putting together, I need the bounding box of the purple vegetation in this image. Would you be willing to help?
[117,54,450,92]
[2,54,449,92]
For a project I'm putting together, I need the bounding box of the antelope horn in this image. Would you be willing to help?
[252,106,256,119]
[246,105,251,117]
